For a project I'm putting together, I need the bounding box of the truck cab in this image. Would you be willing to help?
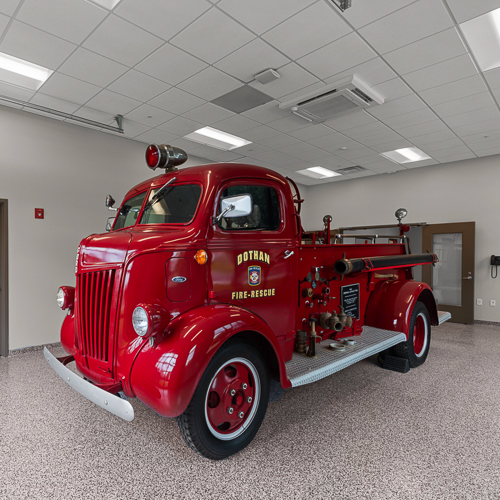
[46,144,449,460]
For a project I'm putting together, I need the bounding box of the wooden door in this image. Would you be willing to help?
[422,222,475,324]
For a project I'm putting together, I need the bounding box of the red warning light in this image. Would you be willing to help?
[35,208,44,219]
[145,144,160,170]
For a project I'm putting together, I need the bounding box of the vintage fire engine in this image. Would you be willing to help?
[45,144,450,460]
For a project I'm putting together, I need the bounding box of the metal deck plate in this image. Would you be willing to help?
[286,326,406,387]
[438,310,452,324]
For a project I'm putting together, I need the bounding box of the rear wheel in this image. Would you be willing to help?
[393,301,431,367]
[176,340,269,460]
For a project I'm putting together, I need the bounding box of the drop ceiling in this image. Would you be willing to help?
[1,0,500,185]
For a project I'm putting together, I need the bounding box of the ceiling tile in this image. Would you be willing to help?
[115,0,211,40]
[431,145,472,158]
[297,32,377,80]
[324,110,377,132]
[358,131,404,147]
[85,89,142,115]
[262,2,351,60]
[135,43,208,86]
[419,75,487,106]
[170,9,255,64]
[288,124,334,141]
[433,92,497,119]
[258,133,300,149]
[397,120,449,139]
[267,115,311,134]
[403,158,439,169]
[29,93,81,113]
[124,104,176,127]
[83,15,164,67]
[368,94,426,120]
[421,138,465,152]
[341,0,415,29]
[212,115,260,134]
[276,142,331,161]
[313,155,356,169]
[214,38,289,83]
[156,116,203,136]
[119,120,151,139]
[436,152,476,163]
[217,0,316,36]
[0,81,35,101]
[0,0,21,16]
[38,73,100,105]
[409,129,458,145]
[177,67,241,101]
[240,125,282,142]
[371,139,414,153]
[249,63,319,99]
[74,106,115,124]
[149,87,205,115]
[248,149,301,168]
[240,100,291,124]
[475,146,500,157]
[445,0,500,23]
[58,48,128,88]
[107,70,170,102]
[306,132,353,152]
[324,57,397,88]
[381,108,437,130]
[442,107,500,129]
[0,21,77,70]
[384,28,467,75]
[231,144,272,157]
[371,78,413,102]
[484,68,500,90]
[17,0,106,45]
[359,0,453,55]
[461,129,500,145]
[0,13,8,38]
[403,53,478,92]
[366,160,406,173]
[182,102,235,125]
[341,122,393,140]
[335,147,377,161]
[135,129,180,145]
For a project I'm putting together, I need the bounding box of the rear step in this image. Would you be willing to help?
[286,326,406,387]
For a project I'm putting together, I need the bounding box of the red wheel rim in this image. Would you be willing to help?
[204,358,260,440]
[413,313,427,357]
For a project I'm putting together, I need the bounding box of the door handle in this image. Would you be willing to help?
[284,250,294,259]
[463,276,472,280]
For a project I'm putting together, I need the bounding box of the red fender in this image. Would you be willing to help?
[60,311,76,355]
[129,303,288,418]
[365,280,438,338]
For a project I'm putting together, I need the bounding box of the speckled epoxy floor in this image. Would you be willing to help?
[1,322,500,500]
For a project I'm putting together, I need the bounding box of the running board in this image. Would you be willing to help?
[286,326,406,388]
[438,310,451,325]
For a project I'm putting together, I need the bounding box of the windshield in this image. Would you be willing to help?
[140,184,202,225]
[113,191,147,230]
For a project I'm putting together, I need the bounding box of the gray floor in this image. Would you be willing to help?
[1,322,500,500]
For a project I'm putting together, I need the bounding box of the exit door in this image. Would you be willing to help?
[422,222,475,324]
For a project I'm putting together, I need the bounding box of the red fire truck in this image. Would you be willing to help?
[46,144,450,460]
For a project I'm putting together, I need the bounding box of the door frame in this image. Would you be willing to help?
[0,199,8,356]
[422,221,475,324]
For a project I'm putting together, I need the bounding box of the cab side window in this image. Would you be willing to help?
[219,185,280,231]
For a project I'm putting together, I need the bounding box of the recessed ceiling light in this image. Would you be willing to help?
[296,166,342,179]
[0,52,52,91]
[460,7,500,71]
[85,0,122,10]
[183,127,252,151]
[380,147,431,164]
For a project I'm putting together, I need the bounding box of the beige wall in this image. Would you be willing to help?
[300,156,500,322]
[0,106,206,350]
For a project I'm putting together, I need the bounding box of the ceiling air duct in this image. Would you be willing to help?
[279,75,384,124]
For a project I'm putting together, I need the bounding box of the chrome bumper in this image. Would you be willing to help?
[44,347,134,422]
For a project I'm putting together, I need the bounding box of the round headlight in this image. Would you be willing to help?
[56,288,65,308]
[132,307,149,337]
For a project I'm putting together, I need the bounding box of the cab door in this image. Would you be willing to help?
[207,180,298,343]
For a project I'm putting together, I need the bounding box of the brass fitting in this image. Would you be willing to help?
[295,330,308,354]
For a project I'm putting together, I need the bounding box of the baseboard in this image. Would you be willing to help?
[8,341,62,357]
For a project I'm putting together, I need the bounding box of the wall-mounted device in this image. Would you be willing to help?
[491,255,500,278]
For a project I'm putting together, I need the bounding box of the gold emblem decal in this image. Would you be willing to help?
[237,251,270,266]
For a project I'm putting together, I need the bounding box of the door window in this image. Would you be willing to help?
[218,185,280,231]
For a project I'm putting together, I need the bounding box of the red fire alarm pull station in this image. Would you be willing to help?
[35,208,44,219]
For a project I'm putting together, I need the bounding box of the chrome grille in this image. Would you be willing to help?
[77,270,115,362]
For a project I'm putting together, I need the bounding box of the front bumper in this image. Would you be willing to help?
[44,347,134,422]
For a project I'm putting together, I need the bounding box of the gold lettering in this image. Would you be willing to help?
[248,250,253,260]
[271,288,275,296]
[243,252,248,262]
[237,254,242,266]
[260,290,263,297]
[265,253,270,265]
[259,251,264,262]
[264,289,268,297]
[231,292,236,300]
[251,290,255,298]
[244,291,248,299]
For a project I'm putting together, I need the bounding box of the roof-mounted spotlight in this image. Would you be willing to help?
[330,0,352,12]
[145,144,188,171]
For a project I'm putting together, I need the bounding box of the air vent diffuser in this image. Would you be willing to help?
[336,166,367,175]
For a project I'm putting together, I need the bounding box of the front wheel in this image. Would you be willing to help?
[392,301,431,368]
[176,340,270,460]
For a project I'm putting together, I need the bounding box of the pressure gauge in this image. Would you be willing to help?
[311,280,317,289]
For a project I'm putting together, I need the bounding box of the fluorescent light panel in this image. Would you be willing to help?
[460,8,500,71]
[296,166,341,179]
[0,52,52,91]
[86,0,122,9]
[184,127,252,151]
[381,147,431,164]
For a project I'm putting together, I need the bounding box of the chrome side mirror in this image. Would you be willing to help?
[105,216,115,232]
[212,194,253,225]
[395,208,408,224]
